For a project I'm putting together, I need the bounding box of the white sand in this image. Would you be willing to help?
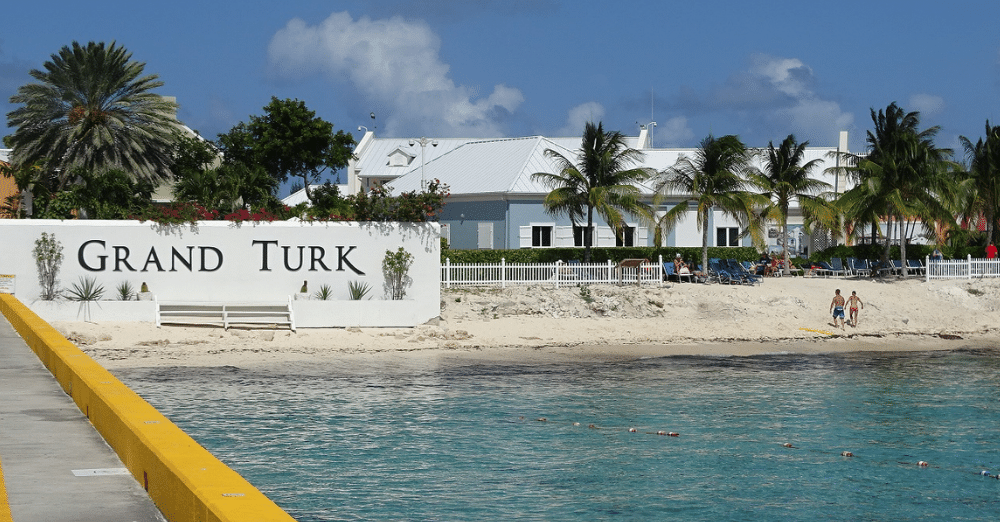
[54,276,1000,369]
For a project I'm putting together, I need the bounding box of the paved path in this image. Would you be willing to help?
[0,315,165,521]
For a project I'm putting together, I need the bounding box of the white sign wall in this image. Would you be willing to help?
[0,220,440,325]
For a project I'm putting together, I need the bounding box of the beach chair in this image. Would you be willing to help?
[829,258,847,277]
[869,259,893,277]
[729,259,761,285]
[849,258,871,278]
[709,258,738,285]
[845,257,858,277]
[906,259,925,276]
[814,261,835,277]
[663,262,692,283]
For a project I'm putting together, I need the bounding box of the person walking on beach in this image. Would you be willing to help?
[830,289,846,330]
[847,291,864,327]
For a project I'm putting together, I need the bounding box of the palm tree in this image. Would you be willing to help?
[752,134,831,275]
[532,122,652,263]
[838,102,954,275]
[655,134,765,273]
[6,41,179,190]
[958,121,1000,245]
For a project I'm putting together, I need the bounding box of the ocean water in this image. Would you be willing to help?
[114,347,1000,521]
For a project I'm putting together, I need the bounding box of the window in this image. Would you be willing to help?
[615,225,635,247]
[531,226,552,247]
[440,223,451,248]
[573,226,593,247]
[716,227,739,247]
[478,223,494,249]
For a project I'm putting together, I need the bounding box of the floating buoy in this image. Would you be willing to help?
[841,451,854,457]
[783,443,795,448]
[588,424,597,429]
[573,422,580,426]
[918,461,929,467]
[657,431,667,436]
[628,427,637,433]
[536,417,547,422]
[667,432,679,437]
[981,470,991,476]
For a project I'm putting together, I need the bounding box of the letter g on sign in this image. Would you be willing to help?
[78,240,107,271]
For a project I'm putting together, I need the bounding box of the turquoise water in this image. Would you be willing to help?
[115,348,1000,521]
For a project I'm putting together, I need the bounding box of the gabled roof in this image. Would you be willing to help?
[353,133,845,200]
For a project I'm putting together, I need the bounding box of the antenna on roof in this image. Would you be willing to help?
[370,112,376,133]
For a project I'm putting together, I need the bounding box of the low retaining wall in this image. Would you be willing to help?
[30,300,158,323]
[0,294,296,522]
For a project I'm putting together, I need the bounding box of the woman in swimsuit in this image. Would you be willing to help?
[847,291,863,326]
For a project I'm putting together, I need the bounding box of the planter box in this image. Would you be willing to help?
[292,299,434,328]
[30,300,157,323]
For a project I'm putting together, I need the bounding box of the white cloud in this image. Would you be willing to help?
[908,93,945,116]
[654,116,694,147]
[752,55,811,97]
[267,12,523,137]
[752,55,853,142]
[555,102,605,136]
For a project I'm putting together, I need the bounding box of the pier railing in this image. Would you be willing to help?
[925,255,1000,281]
[441,257,664,288]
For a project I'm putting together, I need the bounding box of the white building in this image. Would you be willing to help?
[287,128,856,254]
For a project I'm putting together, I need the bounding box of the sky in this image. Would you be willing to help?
[3,0,999,182]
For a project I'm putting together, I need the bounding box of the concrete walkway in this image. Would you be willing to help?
[0,315,165,521]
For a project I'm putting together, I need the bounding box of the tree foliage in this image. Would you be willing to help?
[958,121,1000,245]
[532,121,652,262]
[838,102,955,274]
[751,134,831,274]
[6,41,179,189]
[240,97,355,202]
[655,134,765,272]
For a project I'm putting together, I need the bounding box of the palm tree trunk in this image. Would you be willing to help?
[883,216,893,266]
[701,208,710,278]
[781,219,790,276]
[899,218,908,277]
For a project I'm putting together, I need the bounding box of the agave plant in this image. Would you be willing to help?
[348,280,372,300]
[67,276,105,301]
[313,284,334,301]
[116,281,135,301]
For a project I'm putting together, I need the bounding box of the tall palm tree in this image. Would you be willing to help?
[6,41,179,190]
[655,134,765,273]
[838,102,954,275]
[532,122,652,263]
[958,121,1000,245]
[752,134,831,275]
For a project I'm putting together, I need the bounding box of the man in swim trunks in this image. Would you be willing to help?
[846,291,864,327]
[830,289,846,330]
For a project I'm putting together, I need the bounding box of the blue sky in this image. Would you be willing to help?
[3,1,999,164]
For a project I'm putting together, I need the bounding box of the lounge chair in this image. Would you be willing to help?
[663,262,692,283]
[814,261,835,277]
[849,258,871,278]
[709,258,738,285]
[829,258,847,277]
[906,259,925,275]
[728,259,762,285]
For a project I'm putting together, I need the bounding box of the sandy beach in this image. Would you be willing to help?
[53,276,1000,369]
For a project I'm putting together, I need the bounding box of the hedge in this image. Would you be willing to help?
[440,246,761,265]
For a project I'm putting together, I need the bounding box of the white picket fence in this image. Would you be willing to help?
[441,257,665,288]
[925,255,1000,281]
